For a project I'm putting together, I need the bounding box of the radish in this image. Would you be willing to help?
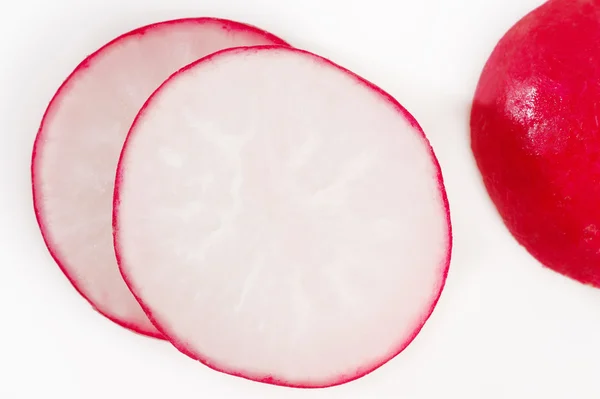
[32,18,288,337]
[114,46,452,387]
[471,0,600,287]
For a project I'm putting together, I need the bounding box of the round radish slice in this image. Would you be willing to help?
[32,18,288,337]
[471,0,600,287]
[115,46,452,387]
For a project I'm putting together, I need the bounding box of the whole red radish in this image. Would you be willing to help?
[471,0,600,287]
[32,18,288,337]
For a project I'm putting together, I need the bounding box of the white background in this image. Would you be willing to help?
[2,0,600,398]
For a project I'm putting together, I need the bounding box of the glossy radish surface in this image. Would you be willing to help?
[32,18,288,337]
[115,46,452,387]
[471,0,600,287]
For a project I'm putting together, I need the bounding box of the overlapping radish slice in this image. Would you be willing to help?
[32,18,288,337]
[115,46,451,386]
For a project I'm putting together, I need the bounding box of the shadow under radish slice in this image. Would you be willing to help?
[114,46,452,387]
[32,18,288,338]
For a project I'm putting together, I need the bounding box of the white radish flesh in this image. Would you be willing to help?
[32,18,287,337]
[115,46,452,386]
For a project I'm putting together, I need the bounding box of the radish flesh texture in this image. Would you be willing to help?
[115,46,451,387]
[32,18,288,337]
[471,0,600,287]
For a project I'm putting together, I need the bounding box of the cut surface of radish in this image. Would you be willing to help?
[115,46,451,387]
[32,18,287,337]
[471,0,600,287]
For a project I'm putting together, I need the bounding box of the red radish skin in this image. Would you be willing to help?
[32,18,288,338]
[114,46,452,388]
[471,0,600,287]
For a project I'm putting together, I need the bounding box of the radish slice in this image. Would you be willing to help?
[32,18,288,337]
[115,46,452,387]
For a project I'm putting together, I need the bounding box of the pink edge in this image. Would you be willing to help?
[31,18,289,339]
[113,45,453,388]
